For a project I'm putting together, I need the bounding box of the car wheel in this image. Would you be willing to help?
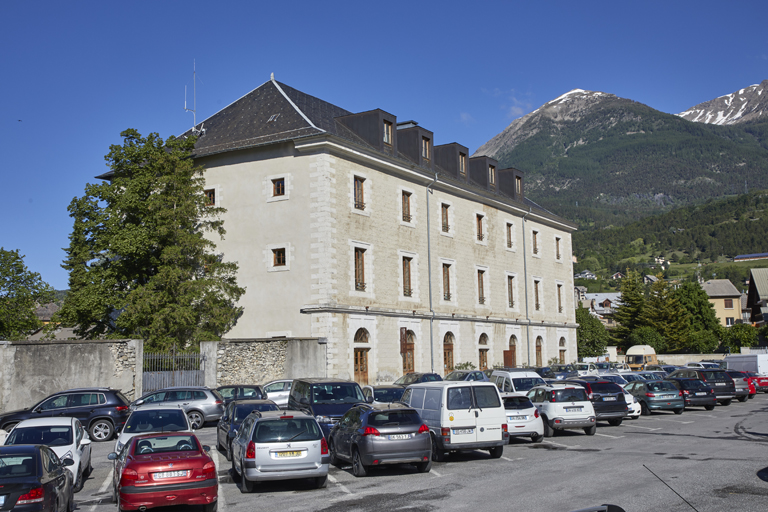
[531,433,543,443]
[230,457,240,481]
[431,434,446,462]
[315,475,328,488]
[225,441,232,462]
[608,419,623,427]
[488,446,503,459]
[584,425,596,436]
[415,458,432,473]
[203,502,218,512]
[673,408,684,415]
[749,394,756,399]
[89,420,114,442]
[640,402,651,416]
[240,472,255,493]
[328,439,341,468]
[705,404,715,411]
[719,399,732,406]
[352,448,368,477]
[738,395,748,403]
[542,417,554,437]
[187,411,204,429]
[73,465,84,493]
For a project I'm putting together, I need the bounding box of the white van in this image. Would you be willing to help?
[402,381,508,462]
[490,370,546,394]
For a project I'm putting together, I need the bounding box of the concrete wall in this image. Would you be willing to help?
[0,339,141,413]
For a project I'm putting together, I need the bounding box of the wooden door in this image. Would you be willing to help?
[444,344,454,375]
[354,348,368,385]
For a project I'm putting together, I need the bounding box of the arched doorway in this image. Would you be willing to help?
[402,330,415,374]
[443,332,455,375]
[504,335,517,368]
[559,337,566,364]
[478,333,489,370]
[535,337,543,367]
[353,328,369,385]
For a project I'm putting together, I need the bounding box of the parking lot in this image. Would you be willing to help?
[75,397,768,512]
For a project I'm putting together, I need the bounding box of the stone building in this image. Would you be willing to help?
[186,76,578,384]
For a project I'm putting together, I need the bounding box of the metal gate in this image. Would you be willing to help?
[142,351,206,393]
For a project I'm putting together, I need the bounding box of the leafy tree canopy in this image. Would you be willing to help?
[674,281,721,333]
[576,307,609,358]
[0,248,55,339]
[627,326,667,354]
[54,129,245,351]
[722,323,758,353]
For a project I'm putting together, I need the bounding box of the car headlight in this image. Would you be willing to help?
[62,450,73,461]
[316,415,332,424]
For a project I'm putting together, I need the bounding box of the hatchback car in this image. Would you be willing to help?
[667,378,717,410]
[619,373,647,385]
[393,373,443,385]
[114,405,191,455]
[0,444,75,512]
[527,384,597,436]
[725,370,753,401]
[131,387,225,429]
[215,385,265,405]
[744,372,768,393]
[230,410,329,492]
[624,380,684,415]
[501,393,544,443]
[574,363,599,376]
[328,403,431,476]
[491,370,546,394]
[4,417,92,492]
[562,379,628,426]
[262,379,293,408]
[362,385,406,404]
[667,368,735,405]
[0,387,131,442]
[217,399,280,460]
[444,370,490,382]
[108,433,217,511]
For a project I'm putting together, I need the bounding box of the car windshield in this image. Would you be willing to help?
[393,374,419,385]
[133,435,199,455]
[0,454,36,477]
[551,365,574,373]
[601,375,628,385]
[595,363,611,369]
[702,371,727,381]
[589,382,622,394]
[124,410,187,433]
[372,388,405,403]
[503,396,534,410]
[512,377,545,391]
[444,371,469,381]
[555,389,589,402]
[6,426,73,447]
[681,380,708,390]
[252,418,323,443]
[640,373,663,381]
[235,403,279,422]
[647,382,678,392]
[311,383,365,404]
[624,374,645,382]
[367,410,421,427]
[626,355,644,364]
[575,364,589,371]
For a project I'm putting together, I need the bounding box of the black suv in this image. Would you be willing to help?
[563,379,627,426]
[667,368,735,405]
[0,387,130,442]
[288,378,368,438]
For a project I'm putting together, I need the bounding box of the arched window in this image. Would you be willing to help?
[353,328,369,385]
[479,333,488,345]
[559,337,566,364]
[443,332,454,375]
[402,330,415,374]
[478,333,489,370]
[536,336,543,367]
[354,328,369,343]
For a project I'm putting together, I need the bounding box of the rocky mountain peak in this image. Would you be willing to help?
[676,79,768,125]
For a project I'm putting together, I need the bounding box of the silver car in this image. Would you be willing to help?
[131,387,224,429]
[230,410,329,492]
[263,380,293,408]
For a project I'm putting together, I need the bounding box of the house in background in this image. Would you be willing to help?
[747,269,768,327]
[610,272,625,280]
[574,286,587,306]
[702,279,742,327]
[575,270,596,280]
[584,293,621,329]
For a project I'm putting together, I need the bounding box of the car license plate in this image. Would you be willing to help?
[603,396,616,401]
[153,470,188,479]
[695,392,707,396]
[276,451,302,458]
[388,434,411,440]
[453,429,474,435]
[508,416,527,421]
[0,496,5,506]
[565,407,583,412]
[715,383,726,386]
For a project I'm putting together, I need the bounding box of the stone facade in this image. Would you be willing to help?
[215,339,288,385]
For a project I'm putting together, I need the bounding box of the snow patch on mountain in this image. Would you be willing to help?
[676,80,768,125]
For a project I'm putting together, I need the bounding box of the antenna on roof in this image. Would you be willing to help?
[185,60,205,136]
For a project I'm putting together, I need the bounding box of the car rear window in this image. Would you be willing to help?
[647,382,678,392]
[7,426,73,447]
[503,396,534,410]
[601,375,628,385]
[444,371,468,381]
[0,454,36,477]
[702,371,727,381]
[589,383,623,394]
[473,386,501,408]
[367,410,421,427]
[211,389,224,401]
[235,403,279,422]
[554,389,589,402]
[512,377,545,391]
[680,380,708,390]
[133,435,199,454]
[423,374,442,382]
[124,410,188,433]
[116,392,131,405]
[311,383,365,404]
[373,388,405,403]
[252,418,322,443]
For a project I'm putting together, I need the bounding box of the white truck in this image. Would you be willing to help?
[725,354,768,374]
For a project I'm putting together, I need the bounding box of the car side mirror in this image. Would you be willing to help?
[202,445,210,452]
[221,416,228,422]
[299,397,309,406]
[107,452,117,461]
[62,458,75,467]
[135,399,145,406]
[81,438,91,446]
[365,396,374,404]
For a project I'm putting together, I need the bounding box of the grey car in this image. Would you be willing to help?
[328,403,431,477]
[262,379,293,408]
[131,386,225,429]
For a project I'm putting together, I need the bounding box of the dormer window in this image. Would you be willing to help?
[516,176,522,196]
[489,165,496,185]
[383,120,393,145]
[459,153,466,176]
[422,137,430,160]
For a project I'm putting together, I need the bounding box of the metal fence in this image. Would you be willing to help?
[142,352,205,393]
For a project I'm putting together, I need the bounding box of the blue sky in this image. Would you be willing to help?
[2,0,767,290]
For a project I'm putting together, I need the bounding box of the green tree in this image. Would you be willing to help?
[722,324,758,353]
[611,270,644,345]
[673,281,720,342]
[575,307,609,358]
[0,248,55,339]
[54,129,245,351]
[626,326,667,353]
[684,329,720,354]
[638,276,691,352]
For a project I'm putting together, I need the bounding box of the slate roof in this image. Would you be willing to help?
[701,279,741,298]
[750,269,768,301]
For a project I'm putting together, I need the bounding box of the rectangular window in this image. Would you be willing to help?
[383,120,392,145]
[534,280,541,311]
[508,275,515,308]
[724,299,734,309]
[557,284,563,313]
[422,137,430,160]
[533,230,539,255]
[354,177,365,210]
[403,257,412,297]
[459,153,466,176]
[441,204,450,232]
[402,191,412,222]
[489,165,496,185]
[506,223,513,249]
[204,189,215,206]
[476,214,484,241]
[273,248,286,267]
[355,248,366,291]
[272,178,285,197]
[516,176,522,195]
[443,264,451,300]
[726,317,735,326]
[478,270,485,304]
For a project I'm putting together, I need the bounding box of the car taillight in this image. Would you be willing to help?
[678,391,683,397]
[418,424,429,434]
[246,441,256,459]
[320,437,328,455]
[17,487,44,505]
[115,405,129,412]
[682,390,690,395]
[215,400,223,405]
[551,391,557,402]
[120,468,138,487]
[534,408,539,418]
[362,426,380,437]
[646,393,656,397]
[280,415,294,419]
[441,427,450,439]
[202,461,216,479]
[502,424,508,433]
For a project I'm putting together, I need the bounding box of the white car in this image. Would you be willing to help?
[114,404,191,454]
[574,363,599,376]
[263,379,293,408]
[4,417,92,492]
[527,383,597,436]
[501,392,544,443]
[623,391,641,419]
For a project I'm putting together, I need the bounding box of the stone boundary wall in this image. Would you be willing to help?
[615,353,728,365]
[0,339,142,413]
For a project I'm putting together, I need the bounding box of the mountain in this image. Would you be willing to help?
[677,80,768,125]
[474,87,768,228]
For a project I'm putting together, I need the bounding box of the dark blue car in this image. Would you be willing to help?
[0,444,75,511]
[287,379,369,438]
[216,399,279,460]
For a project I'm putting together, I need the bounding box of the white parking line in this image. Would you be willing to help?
[87,468,113,512]
[650,418,694,424]
[501,456,525,462]
[542,440,570,448]
[328,473,352,494]
[430,469,442,477]
[211,447,227,511]
[595,433,624,439]
[621,424,661,431]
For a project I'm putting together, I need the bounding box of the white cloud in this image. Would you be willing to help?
[460,112,475,124]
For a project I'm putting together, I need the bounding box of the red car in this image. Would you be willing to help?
[108,432,217,512]
[745,372,768,395]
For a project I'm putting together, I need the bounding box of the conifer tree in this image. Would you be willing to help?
[638,275,691,352]
[611,270,644,345]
